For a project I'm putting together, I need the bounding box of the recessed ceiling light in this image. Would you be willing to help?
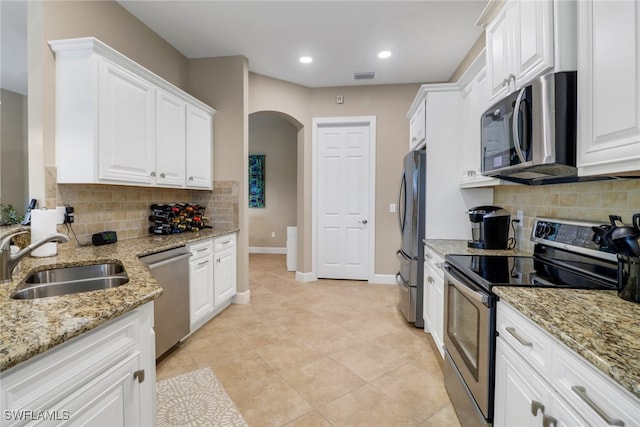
[299,56,313,64]
[378,51,392,59]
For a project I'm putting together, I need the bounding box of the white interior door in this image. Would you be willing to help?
[316,122,371,280]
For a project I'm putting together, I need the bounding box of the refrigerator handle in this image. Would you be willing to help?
[397,171,406,233]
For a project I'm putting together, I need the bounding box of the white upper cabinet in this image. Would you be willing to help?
[186,105,214,188]
[457,51,503,187]
[408,98,427,150]
[156,90,187,187]
[577,1,640,176]
[99,59,157,185]
[50,37,216,189]
[481,0,576,101]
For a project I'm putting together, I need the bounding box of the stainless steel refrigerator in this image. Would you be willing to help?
[396,149,426,328]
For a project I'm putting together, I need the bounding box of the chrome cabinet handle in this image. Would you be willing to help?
[427,276,434,284]
[531,400,545,416]
[133,369,145,383]
[571,386,625,426]
[189,176,194,181]
[220,240,231,245]
[506,327,533,347]
[160,173,166,178]
[543,415,557,427]
[150,171,156,177]
[198,260,210,266]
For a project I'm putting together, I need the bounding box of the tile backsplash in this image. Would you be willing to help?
[52,178,238,246]
[494,179,640,252]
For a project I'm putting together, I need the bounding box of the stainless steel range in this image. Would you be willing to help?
[442,217,618,427]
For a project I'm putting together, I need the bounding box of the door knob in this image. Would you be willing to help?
[358,219,368,225]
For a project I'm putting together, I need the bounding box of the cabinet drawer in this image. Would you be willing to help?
[214,234,236,252]
[188,239,213,260]
[424,246,444,279]
[497,302,553,381]
[1,310,140,415]
[552,342,640,427]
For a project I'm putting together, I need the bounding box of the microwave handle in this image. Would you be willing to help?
[512,86,528,164]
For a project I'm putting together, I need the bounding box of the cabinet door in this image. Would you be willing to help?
[156,90,186,187]
[99,59,156,184]
[577,0,640,175]
[186,105,213,189]
[494,339,549,427]
[409,98,427,149]
[486,2,515,99]
[431,274,444,358]
[190,256,214,330]
[214,248,237,307]
[423,262,433,334]
[514,0,553,87]
[58,353,141,426]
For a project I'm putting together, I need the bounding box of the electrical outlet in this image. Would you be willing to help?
[271,231,276,238]
[64,205,75,224]
[389,203,396,213]
[516,210,524,226]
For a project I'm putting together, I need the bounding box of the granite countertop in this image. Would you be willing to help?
[423,239,639,400]
[424,239,532,257]
[494,287,640,400]
[0,228,238,372]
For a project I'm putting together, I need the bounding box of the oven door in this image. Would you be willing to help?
[443,263,495,425]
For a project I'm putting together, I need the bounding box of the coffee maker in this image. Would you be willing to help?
[467,206,511,249]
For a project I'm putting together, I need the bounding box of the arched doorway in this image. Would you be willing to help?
[248,111,300,269]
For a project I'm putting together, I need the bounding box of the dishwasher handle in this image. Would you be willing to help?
[144,252,192,270]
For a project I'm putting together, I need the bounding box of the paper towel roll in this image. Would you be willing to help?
[31,209,59,257]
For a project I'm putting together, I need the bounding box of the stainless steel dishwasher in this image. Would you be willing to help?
[139,246,191,359]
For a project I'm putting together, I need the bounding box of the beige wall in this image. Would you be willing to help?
[248,113,297,249]
[0,89,29,215]
[187,56,250,293]
[249,73,420,276]
[495,180,640,253]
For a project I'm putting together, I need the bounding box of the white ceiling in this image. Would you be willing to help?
[117,0,488,88]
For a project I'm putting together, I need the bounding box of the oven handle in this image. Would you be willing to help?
[443,264,490,306]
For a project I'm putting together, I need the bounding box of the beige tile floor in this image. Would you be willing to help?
[156,254,461,427]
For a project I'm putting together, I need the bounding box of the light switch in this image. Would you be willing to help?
[389,203,396,213]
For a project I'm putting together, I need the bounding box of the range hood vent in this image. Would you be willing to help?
[353,71,376,80]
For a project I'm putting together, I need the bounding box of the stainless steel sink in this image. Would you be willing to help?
[10,262,129,300]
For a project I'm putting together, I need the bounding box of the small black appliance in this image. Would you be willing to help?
[467,205,510,249]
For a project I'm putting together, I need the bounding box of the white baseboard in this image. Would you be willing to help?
[370,274,397,285]
[249,246,286,254]
[295,271,317,282]
[232,290,251,304]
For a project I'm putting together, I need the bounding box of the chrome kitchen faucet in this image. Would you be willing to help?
[0,230,70,283]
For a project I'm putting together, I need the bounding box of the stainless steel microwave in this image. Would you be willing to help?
[480,71,577,184]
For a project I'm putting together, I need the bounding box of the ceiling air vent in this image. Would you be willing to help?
[353,71,376,80]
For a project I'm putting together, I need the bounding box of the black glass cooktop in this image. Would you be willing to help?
[445,253,618,293]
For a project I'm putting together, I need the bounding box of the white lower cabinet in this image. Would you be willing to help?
[0,303,155,426]
[188,234,237,334]
[213,234,237,309]
[188,239,215,332]
[494,301,640,427]
[423,245,444,358]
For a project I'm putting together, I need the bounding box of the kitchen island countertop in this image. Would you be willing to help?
[0,228,238,372]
